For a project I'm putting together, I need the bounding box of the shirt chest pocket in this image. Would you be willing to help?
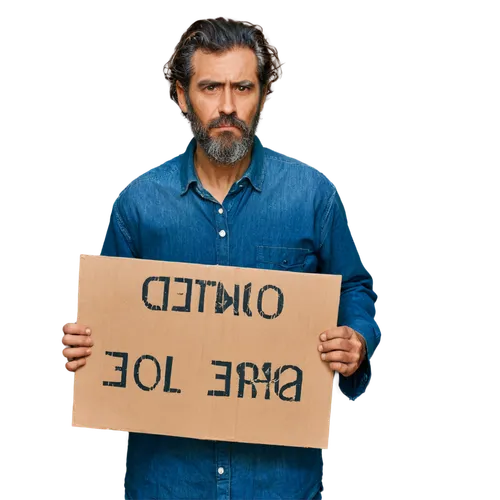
[256,245,317,273]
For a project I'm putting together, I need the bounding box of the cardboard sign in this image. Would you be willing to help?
[73,255,341,448]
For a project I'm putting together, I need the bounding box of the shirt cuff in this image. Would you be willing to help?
[337,321,378,401]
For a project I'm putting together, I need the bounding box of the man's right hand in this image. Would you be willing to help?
[62,323,93,371]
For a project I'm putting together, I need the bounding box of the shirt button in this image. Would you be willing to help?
[218,467,224,475]
[219,230,226,238]
[218,208,224,214]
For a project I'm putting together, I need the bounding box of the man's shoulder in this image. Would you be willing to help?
[116,154,183,202]
[262,146,337,194]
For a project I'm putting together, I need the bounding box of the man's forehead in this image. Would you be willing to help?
[191,47,259,82]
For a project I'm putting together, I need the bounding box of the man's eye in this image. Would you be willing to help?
[204,84,249,92]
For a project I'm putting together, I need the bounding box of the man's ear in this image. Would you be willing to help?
[260,98,266,112]
[176,82,188,114]
[260,86,271,114]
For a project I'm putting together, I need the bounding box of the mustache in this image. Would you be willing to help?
[208,114,249,132]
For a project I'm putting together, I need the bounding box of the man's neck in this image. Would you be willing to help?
[194,145,252,204]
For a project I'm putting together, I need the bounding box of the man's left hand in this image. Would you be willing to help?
[318,326,366,377]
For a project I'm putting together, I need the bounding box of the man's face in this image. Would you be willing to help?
[177,47,264,165]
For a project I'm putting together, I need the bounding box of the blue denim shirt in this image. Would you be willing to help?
[101,136,381,500]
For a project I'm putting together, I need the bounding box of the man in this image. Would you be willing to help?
[62,18,381,500]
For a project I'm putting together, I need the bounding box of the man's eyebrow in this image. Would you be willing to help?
[196,80,256,88]
[234,80,255,87]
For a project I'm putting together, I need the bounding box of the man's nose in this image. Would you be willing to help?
[218,86,236,116]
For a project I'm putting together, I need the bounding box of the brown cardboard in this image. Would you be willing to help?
[73,255,341,449]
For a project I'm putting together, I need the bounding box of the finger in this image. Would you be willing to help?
[62,347,92,360]
[65,357,87,372]
[329,361,357,376]
[319,326,352,342]
[320,350,359,364]
[62,334,94,347]
[62,323,91,336]
[318,338,351,353]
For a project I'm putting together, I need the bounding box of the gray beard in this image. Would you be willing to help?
[185,97,261,166]
[201,130,252,165]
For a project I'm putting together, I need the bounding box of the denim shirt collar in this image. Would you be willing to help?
[180,136,265,195]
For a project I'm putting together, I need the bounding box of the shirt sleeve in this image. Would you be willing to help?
[100,198,138,258]
[318,188,381,400]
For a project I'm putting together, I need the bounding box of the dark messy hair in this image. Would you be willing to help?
[163,17,282,105]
